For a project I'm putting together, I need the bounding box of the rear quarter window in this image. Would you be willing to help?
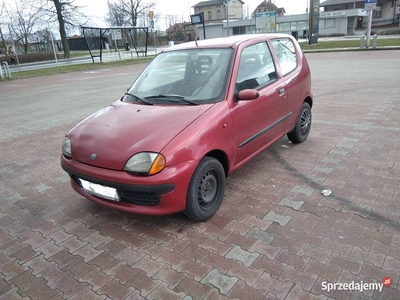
[271,38,297,76]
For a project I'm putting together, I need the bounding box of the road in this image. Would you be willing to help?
[0,50,400,299]
[5,47,161,73]
[3,34,399,74]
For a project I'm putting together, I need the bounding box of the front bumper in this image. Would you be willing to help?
[61,155,197,215]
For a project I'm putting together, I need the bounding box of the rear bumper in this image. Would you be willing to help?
[61,155,197,215]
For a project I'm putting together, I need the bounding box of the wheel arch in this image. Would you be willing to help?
[304,96,313,108]
[204,149,229,177]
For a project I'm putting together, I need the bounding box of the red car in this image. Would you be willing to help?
[61,34,312,221]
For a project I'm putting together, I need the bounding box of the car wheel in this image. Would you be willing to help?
[183,157,226,221]
[287,102,311,143]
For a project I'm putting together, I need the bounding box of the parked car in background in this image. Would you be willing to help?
[61,34,313,221]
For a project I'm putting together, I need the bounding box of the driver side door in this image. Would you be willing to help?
[230,41,288,166]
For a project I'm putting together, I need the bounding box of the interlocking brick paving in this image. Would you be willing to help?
[0,50,400,299]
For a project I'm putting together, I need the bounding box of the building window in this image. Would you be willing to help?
[277,22,290,31]
[208,11,212,20]
[325,19,335,28]
[297,21,307,30]
[374,5,382,18]
[318,19,335,29]
[217,9,222,19]
[233,26,246,35]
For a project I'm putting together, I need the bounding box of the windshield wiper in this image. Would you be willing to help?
[145,94,198,105]
[125,93,153,105]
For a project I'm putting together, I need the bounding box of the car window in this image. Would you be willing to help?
[236,42,277,93]
[271,38,297,76]
[127,49,233,103]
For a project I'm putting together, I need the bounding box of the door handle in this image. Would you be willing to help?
[278,87,285,95]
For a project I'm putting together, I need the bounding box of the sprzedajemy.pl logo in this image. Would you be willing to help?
[321,277,393,293]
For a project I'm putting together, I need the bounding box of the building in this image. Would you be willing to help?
[194,0,400,39]
[166,22,196,41]
[321,0,400,28]
[193,0,244,22]
[253,0,285,17]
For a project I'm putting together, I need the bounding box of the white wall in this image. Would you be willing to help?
[320,17,348,35]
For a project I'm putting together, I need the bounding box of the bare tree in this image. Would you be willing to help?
[24,0,88,58]
[6,1,45,53]
[33,28,52,52]
[52,0,72,58]
[106,0,156,49]
[164,14,180,40]
[107,0,156,27]
[107,0,127,27]
[0,0,7,53]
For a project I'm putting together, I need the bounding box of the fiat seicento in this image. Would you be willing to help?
[61,34,313,221]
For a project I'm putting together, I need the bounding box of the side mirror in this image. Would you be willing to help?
[235,89,260,101]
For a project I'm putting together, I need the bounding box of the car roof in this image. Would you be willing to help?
[163,33,293,52]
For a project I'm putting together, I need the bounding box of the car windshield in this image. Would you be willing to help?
[125,48,234,104]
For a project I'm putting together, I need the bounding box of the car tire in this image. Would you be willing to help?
[287,102,311,143]
[183,157,226,221]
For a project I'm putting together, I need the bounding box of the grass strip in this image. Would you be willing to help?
[299,37,400,50]
[4,37,400,80]
[8,57,154,80]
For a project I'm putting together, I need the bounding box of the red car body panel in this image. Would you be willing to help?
[61,101,236,215]
[61,155,197,214]
[61,34,313,217]
[68,101,214,170]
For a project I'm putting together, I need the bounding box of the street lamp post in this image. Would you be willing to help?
[49,28,59,66]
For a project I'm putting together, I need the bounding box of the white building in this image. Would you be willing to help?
[322,0,400,28]
[194,0,400,39]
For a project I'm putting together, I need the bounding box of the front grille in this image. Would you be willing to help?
[118,190,160,206]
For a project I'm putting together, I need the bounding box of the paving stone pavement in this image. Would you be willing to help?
[0,50,399,299]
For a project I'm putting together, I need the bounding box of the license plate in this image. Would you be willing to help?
[79,178,120,201]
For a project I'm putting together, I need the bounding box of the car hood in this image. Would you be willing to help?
[68,100,214,170]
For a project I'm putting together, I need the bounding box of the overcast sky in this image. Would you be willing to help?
[78,0,309,29]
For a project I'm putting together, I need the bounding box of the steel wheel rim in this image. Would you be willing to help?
[300,108,311,136]
[198,170,219,209]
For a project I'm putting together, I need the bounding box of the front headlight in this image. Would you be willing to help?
[62,136,72,158]
[123,152,166,175]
